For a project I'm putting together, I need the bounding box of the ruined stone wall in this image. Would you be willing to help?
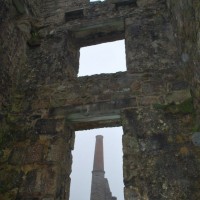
[0,0,200,199]
[121,1,200,195]
[0,0,76,199]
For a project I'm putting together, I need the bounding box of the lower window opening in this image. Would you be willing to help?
[69,127,124,200]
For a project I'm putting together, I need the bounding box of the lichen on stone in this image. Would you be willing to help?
[153,98,194,114]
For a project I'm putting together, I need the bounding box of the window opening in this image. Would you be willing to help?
[78,40,126,76]
[90,0,105,2]
[69,127,124,200]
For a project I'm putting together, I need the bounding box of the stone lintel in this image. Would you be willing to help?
[73,118,120,130]
[49,98,134,129]
[70,18,125,46]
[113,0,137,9]
[65,8,84,21]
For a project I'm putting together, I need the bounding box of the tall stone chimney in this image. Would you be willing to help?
[90,135,117,200]
[93,135,104,172]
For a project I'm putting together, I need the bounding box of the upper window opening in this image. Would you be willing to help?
[78,40,126,77]
[90,0,105,2]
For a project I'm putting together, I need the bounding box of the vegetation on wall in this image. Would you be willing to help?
[153,98,194,114]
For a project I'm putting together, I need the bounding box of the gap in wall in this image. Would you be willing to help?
[90,0,105,2]
[69,127,124,200]
[78,40,126,77]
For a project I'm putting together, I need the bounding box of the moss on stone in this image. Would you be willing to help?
[192,124,200,132]
[178,98,194,114]
[153,98,194,114]
[153,103,167,110]
[27,29,41,47]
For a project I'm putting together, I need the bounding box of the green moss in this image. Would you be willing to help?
[153,103,167,110]
[27,29,41,47]
[178,98,194,114]
[192,124,200,132]
[153,98,194,114]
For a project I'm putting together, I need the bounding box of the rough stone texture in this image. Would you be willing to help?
[167,0,200,122]
[0,0,200,199]
[122,108,200,199]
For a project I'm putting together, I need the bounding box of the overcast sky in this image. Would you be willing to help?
[78,40,126,76]
[90,0,105,2]
[69,128,124,200]
[70,40,126,200]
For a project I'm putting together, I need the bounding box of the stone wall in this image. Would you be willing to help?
[167,0,200,123]
[0,0,200,199]
[122,107,200,199]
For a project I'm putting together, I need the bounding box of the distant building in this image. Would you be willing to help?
[90,135,117,200]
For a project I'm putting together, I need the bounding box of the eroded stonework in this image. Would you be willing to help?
[0,0,200,199]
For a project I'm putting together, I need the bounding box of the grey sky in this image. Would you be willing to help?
[78,40,126,76]
[69,127,124,200]
[90,0,105,2]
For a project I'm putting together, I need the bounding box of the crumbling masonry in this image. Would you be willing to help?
[0,0,200,199]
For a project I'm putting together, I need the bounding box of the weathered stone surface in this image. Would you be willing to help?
[9,144,43,164]
[35,119,64,135]
[9,147,26,165]
[32,72,191,113]
[122,108,200,199]
[0,148,11,163]
[24,144,44,164]
[0,167,23,193]
[12,0,26,14]
[192,132,200,147]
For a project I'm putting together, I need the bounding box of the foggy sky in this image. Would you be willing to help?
[90,0,105,2]
[78,40,126,76]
